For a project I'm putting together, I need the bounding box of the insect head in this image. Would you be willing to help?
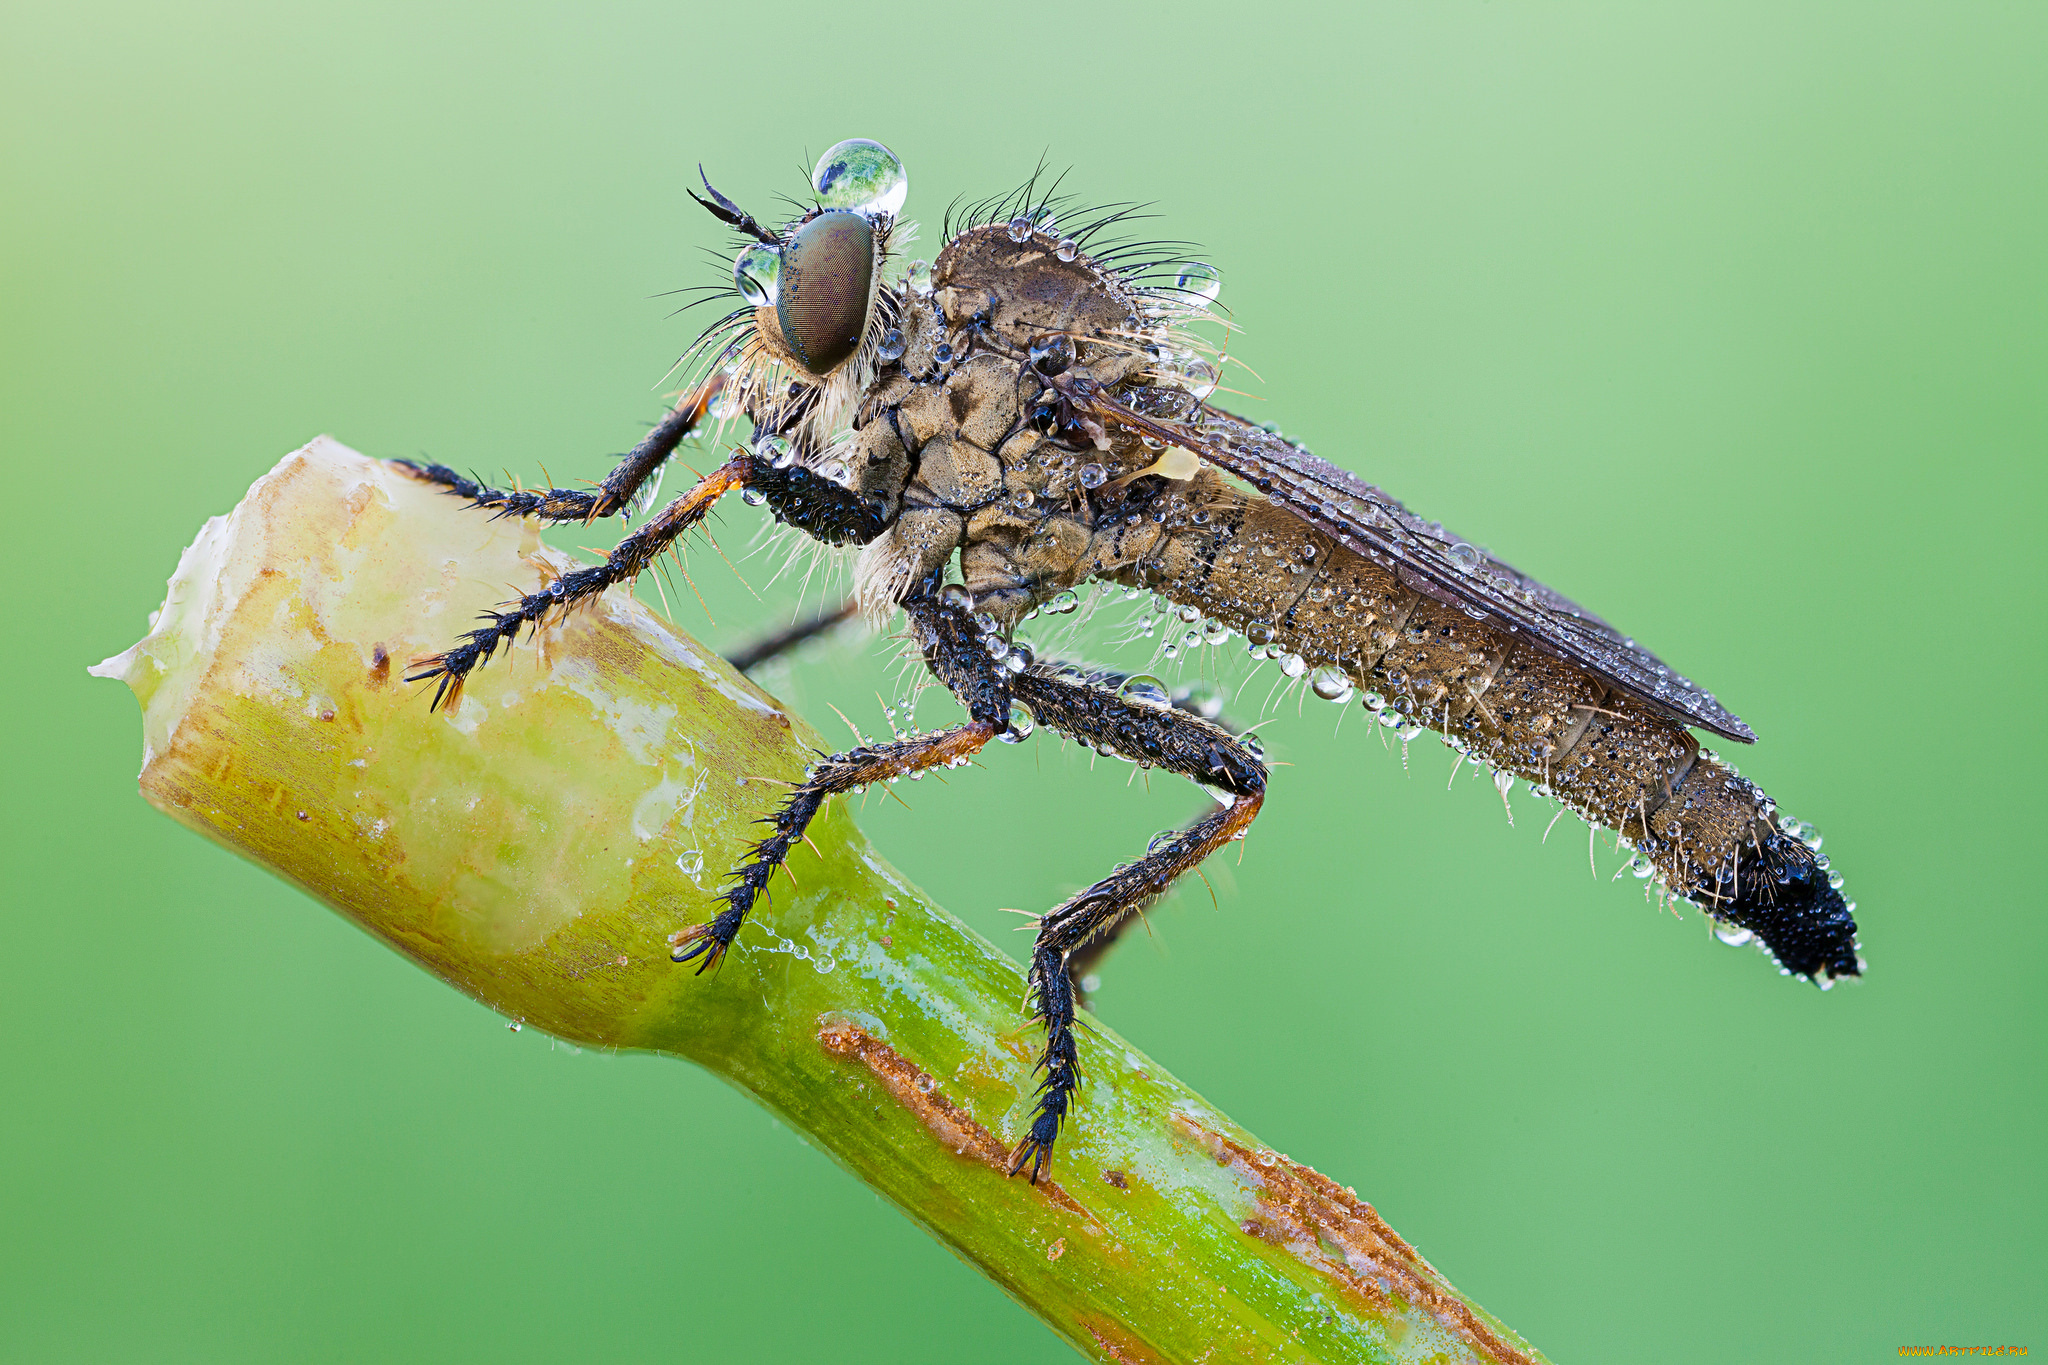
[725,138,907,377]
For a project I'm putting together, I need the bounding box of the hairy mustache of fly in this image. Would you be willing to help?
[398,138,1863,1185]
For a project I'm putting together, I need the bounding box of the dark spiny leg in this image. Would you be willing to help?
[673,577,1009,990]
[670,720,1000,971]
[395,375,723,524]
[405,455,751,708]
[723,598,859,674]
[1003,664,1268,1182]
[407,443,890,710]
[1055,672,1247,1003]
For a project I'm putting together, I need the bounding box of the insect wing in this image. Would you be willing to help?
[1094,394,1755,743]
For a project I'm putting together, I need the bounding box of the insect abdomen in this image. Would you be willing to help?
[1099,477,1860,982]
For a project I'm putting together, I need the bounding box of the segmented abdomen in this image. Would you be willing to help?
[1088,473,1860,982]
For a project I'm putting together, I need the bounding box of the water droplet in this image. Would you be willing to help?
[939,584,972,612]
[1495,770,1517,800]
[1361,691,1386,713]
[1278,653,1308,679]
[1077,463,1108,489]
[876,328,906,361]
[1310,666,1353,703]
[1828,871,1845,891]
[1001,703,1035,742]
[507,1021,522,1032]
[933,342,954,365]
[811,138,908,218]
[1396,718,1424,741]
[734,243,781,307]
[1117,674,1171,708]
[1447,542,1482,574]
[972,610,999,635]
[1147,829,1178,856]
[1714,922,1754,947]
[1055,238,1079,262]
[1180,359,1220,400]
[1007,215,1033,243]
[1202,617,1230,644]
[740,488,766,506]
[1027,334,1074,376]
[1172,261,1222,305]
[1628,853,1655,879]
[754,433,796,467]
[905,258,931,292]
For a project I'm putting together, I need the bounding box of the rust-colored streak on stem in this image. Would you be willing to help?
[1082,1318,1167,1365]
[1176,1116,1535,1365]
[819,1021,1085,1215]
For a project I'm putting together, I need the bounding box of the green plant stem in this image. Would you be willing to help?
[93,438,1550,1365]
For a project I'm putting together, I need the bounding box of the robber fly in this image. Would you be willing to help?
[399,139,1861,1182]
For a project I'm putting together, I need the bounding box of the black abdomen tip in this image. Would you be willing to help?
[1713,831,1862,984]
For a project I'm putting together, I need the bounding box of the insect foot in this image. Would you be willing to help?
[1011,948,1078,1186]
[668,907,746,973]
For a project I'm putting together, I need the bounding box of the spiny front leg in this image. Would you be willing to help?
[1004,663,1269,1183]
[403,454,750,709]
[396,376,723,524]
[404,443,891,709]
[669,721,1001,970]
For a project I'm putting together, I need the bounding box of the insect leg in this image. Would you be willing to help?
[679,578,1016,970]
[407,440,889,709]
[405,453,752,708]
[395,376,723,524]
[1003,665,1268,1182]
[1044,670,1249,1005]
[670,720,1001,971]
[723,598,859,674]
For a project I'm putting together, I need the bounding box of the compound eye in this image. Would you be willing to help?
[776,211,874,376]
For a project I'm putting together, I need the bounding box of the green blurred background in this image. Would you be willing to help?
[5,2,2042,1360]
